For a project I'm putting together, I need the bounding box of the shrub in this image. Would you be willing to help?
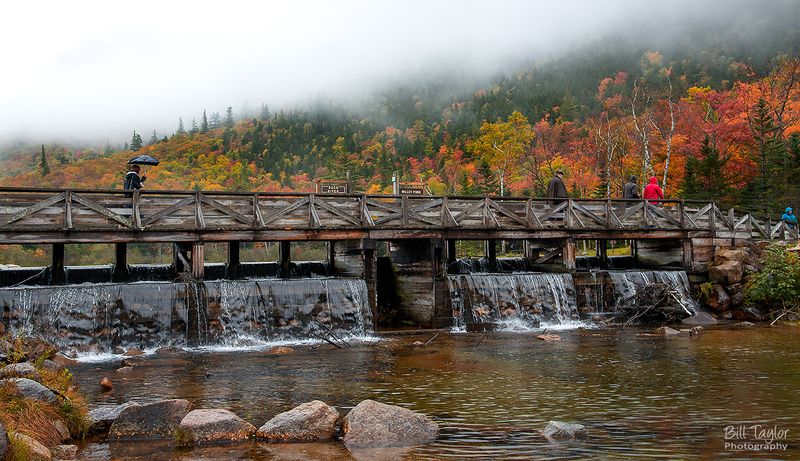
[745,244,800,311]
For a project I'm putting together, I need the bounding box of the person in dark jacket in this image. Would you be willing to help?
[546,169,568,205]
[642,176,663,205]
[123,165,146,198]
[622,176,639,199]
[782,207,797,229]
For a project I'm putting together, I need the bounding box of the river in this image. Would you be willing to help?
[70,326,799,460]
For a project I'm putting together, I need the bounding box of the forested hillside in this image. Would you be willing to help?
[2,10,800,217]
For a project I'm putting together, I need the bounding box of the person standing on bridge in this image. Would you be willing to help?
[782,207,797,229]
[642,176,663,205]
[623,176,639,199]
[546,169,568,206]
[124,165,146,193]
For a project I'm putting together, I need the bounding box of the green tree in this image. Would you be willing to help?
[469,111,534,196]
[681,136,729,202]
[130,131,143,151]
[39,144,49,177]
[210,112,222,129]
[200,111,209,133]
[191,118,199,134]
[747,97,786,213]
[148,130,159,146]
[177,117,185,134]
[225,106,235,128]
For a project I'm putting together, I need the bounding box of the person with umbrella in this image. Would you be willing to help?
[124,154,159,197]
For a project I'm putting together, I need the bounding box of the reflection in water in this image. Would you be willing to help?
[72,327,800,460]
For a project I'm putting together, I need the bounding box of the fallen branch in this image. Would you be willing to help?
[424,329,444,346]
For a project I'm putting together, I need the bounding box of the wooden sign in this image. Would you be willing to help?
[314,180,349,194]
[398,182,426,195]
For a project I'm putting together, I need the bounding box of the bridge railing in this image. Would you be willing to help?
[0,187,796,240]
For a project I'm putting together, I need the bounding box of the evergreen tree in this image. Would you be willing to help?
[39,144,49,177]
[225,106,235,128]
[191,118,199,134]
[260,103,270,120]
[148,130,159,146]
[104,141,113,155]
[200,111,209,133]
[130,131,143,151]
[210,112,222,129]
[681,136,729,202]
[177,117,185,134]
[748,98,786,213]
[124,142,129,151]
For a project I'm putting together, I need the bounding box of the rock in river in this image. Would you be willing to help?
[109,399,193,440]
[257,400,339,442]
[542,420,588,440]
[342,399,439,448]
[89,402,140,434]
[177,409,256,446]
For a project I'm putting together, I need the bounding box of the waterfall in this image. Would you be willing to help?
[606,270,697,313]
[0,278,372,353]
[447,273,579,331]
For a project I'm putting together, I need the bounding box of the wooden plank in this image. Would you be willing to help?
[64,191,73,230]
[442,197,458,227]
[0,192,65,226]
[452,199,485,225]
[253,194,264,228]
[690,203,713,223]
[647,203,681,228]
[360,196,375,227]
[195,193,205,229]
[486,198,528,226]
[533,247,562,264]
[141,195,196,226]
[618,202,645,222]
[526,199,543,228]
[572,202,606,226]
[71,193,132,228]
[260,197,309,226]
[309,194,320,228]
[199,195,251,225]
[537,201,568,221]
[315,198,361,226]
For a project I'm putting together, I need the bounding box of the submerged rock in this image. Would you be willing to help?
[257,400,339,442]
[1,378,58,403]
[177,409,255,446]
[89,402,140,434]
[109,399,193,440]
[682,310,718,325]
[654,326,680,336]
[342,399,438,448]
[52,444,79,459]
[123,348,145,357]
[9,432,51,460]
[536,334,562,341]
[0,362,40,380]
[100,377,114,391]
[266,346,294,355]
[542,421,588,440]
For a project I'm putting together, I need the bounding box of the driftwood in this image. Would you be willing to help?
[617,283,693,326]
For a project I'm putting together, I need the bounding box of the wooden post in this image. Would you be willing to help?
[173,242,191,277]
[51,243,66,285]
[226,241,241,279]
[112,243,129,282]
[597,239,608,269]
[446,239,457,271]
[562,238,576,271]
[191,242,204,279]
[486,239,497,272]
[523,240,540,267]
[682,238,693,271]
[327,241,336,276]
[279,241,291,278]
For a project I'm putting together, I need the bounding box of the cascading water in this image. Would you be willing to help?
[447,273,579,331]
[0,278,372,353]
[607,270,697,313]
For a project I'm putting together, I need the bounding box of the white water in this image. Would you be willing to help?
[607,270,697,313]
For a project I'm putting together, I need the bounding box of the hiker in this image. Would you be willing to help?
[782,207,797,229]
[622,176,639,199]
[124,165,146,193]
[546,169,568,206]
[642,176,663,205]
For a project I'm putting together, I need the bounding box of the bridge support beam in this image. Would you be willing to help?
[333,239,377,326]
[191,243,204,279]
[446,239,457,271]
[113,243,130,282]
[485,239,497,272]
[597,239,609,269]
[326,241,336,276]
[682,238,693,271]
[389,239,437,328]
[51,243,65,285]
[562,238,576,271]
[226,241,241,279]
[278,241,291,278]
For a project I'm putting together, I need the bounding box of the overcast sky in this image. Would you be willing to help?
[0,0,755,143]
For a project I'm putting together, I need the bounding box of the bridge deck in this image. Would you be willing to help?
[0,188,796,244]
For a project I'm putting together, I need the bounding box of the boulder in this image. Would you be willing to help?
[23,338,57,363]
[53,418,71,442]
[40,359,66,373]
[267,346,294,355]
[113,346,126,355]
[89,402,140,434]
[257,400,339,442]
[0,421,8,461]
[8,432,52,460]
[703,284,731,312]
[116,366,134,374]
[709,260,743,285]
[177,409,256,446]
[52,444,79,459]
[536,334,561,341]
[155,346,183,355]
[122,348,145,357]
[542,421,588,440]
[342,399,439,448]
[732,306,767,322]
[0,362,40,380]
[1,378,58,403]
[715,248,748,265]
[109,399,193,440]
[100,377,114,391]
[654,326,680,336]
[681,310,718,325]
[52,354,78,367]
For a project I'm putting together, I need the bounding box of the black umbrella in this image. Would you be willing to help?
[127,154,160,166]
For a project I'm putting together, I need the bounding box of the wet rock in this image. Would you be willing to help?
[536,334,561,341]
[654,326,680,336]
[100,377,114,391]
[257,400,339,443]
[9,432,52,460]
[411,341,425,347]
[267,346,294,355]
[703,284,731,312]
[342,399,439,448]
[678,326,703,337]
[732,321,755,329]
[122,348,145,357]
[1,378,58,403]
[177,409,256,446]
[155,346,183,355]
[682,310,718,325]
[52,354,78,367]
[542,421,588,440]
[715,248,748,264]
[89,402,140,434]
[709,260,743,285]
[52,444,79,459]
[732,306,767,322]
[53,419,71,442]
[109,399,193,440]
[0,421,8,461]
[116,366,134,374]
[24,338,58,363]
[112,346,126,355]
[0,362,40,380]
[41,359,66,373]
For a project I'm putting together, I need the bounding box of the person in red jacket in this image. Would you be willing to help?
[642,176,664,205]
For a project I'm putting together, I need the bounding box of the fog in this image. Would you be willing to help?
[0,0,790,143]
